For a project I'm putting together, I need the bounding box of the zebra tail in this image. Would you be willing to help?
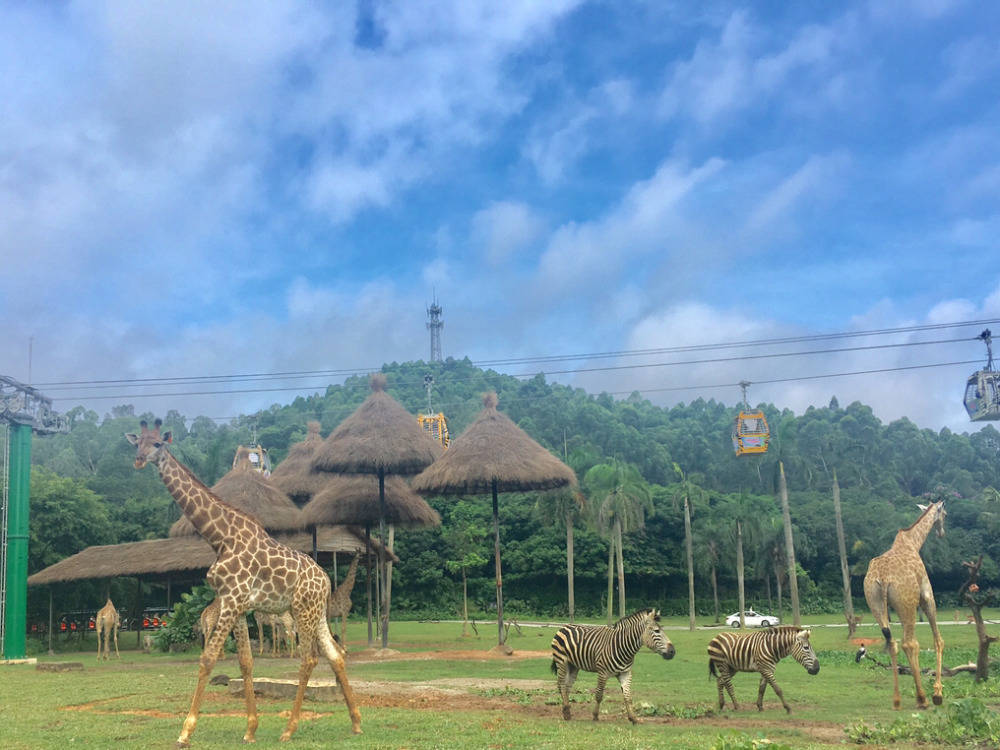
[709,659,718,679]
[551,659,558,675]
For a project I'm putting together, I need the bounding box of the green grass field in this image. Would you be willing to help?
[2,614,998,749]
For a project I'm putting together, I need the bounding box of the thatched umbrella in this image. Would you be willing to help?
[310,373,442,647]
[169,456,304,538]
[412,392,576,650]
[270,421,328,507]
[304,475,441,529]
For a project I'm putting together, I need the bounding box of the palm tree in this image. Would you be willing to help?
[668,463,709,631]
[721,492,768,628]
[535,487,587,622]
[584,459,653,624]
[693,521,724,623]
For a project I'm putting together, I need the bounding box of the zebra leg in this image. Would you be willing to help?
[721,667,739,711]
[756,675,768,711]
[617,670,639,724]
[561,665,579,720]
[761,670,791,713]
[592,673,608,722]
[555,662,570,720]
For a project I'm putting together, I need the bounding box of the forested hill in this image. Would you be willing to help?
[28,357,1000,619]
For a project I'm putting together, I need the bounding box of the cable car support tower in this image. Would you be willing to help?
[0,375,67,660]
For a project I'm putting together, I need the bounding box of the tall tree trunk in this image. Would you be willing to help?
[765,573,773,613]
[684,495,696,631]
[606,536,615,626]
[614,518,626,619]
[832,470,856,636]
[566,510,575,623]
[773,552,784,619]
[461,567,469,638]
[736,520,746,628]
[778,462,801,626]
[711,563,720,623]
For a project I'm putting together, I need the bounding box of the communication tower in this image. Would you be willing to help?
[426,299,443,363]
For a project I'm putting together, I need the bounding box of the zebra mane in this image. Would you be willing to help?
[613,608,658,629]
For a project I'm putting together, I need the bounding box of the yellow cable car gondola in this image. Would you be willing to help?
[964,329,1000,421]
[233,426,272,475]
[417,374,450,448]
[732,381,769,456]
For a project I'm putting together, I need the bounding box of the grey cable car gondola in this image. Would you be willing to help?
[964,329,1000,421]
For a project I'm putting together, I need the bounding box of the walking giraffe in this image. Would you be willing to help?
[327,552,361,643]
[863,500,947,709]
[95,598,120,660]
[707,627,819,713]
[127,419,361,746]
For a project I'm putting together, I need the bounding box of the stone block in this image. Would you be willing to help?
[229,677,340,702]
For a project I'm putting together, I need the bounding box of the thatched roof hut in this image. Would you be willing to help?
[304,475,441,529]
[411,391,575,652]
[411,392,576,495]
[27,527,394,586]
[169,461,304,538]
[270,421,329,506]
[311,374,442,476]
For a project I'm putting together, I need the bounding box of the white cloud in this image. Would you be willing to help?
[471,201,545,266]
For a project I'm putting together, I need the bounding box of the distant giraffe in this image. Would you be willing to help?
[95,598,120,660]
[252,611,296,658]
[127,419,361,746]
[200,600,296,658]
[863,501,947,709]
[327,552,361,643]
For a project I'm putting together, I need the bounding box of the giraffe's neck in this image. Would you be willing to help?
[896,506,937,555]
[154,450,234,551]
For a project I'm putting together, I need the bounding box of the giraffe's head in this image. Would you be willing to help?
[125,419,172,469]
[791,629,820,675]
[917,500,947,538]
[640,609,676,660]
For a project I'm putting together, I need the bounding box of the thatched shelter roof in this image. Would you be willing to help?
[304,475,441,528]
[169,462,304,538]
[27,526,394,586]
[412,392,576,495]
[270,421,330,505]
[311,374,442,476]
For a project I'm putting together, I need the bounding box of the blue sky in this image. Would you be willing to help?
[1,0,999,431]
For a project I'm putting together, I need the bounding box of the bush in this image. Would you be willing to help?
[845,697,1000,746]
[154,585,215,652]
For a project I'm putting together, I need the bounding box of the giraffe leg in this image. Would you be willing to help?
[97,625,102,661]
[314,621,363,736]
[232,615,259,744]
[867,579,902,709]
[900,618,928,709]
[592,673,607,721]
[177,607,238,748]
[113,624,120,659]
[921,590,945,706]
[617,670,639,724]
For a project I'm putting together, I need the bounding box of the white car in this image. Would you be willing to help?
[725,610,780,628]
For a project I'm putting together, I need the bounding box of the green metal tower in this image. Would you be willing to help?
[1,376,66,660]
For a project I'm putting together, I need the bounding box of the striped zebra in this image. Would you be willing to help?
[550,608,675,723]
[707,626,820,713]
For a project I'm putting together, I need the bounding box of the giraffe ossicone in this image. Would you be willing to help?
[126,418,361,746]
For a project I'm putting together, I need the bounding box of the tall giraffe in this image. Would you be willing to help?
[327,552,361,642]
[863,500,947,709]
[127,420,361,746]
[95,598,120,660]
